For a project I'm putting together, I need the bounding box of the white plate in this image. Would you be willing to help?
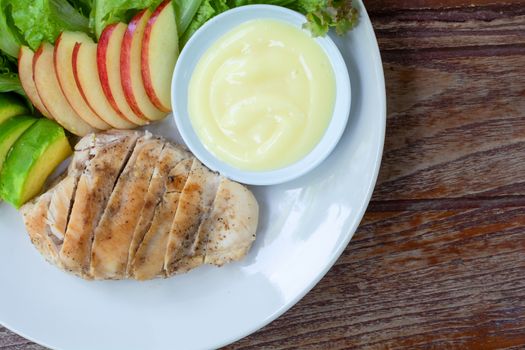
[0,2,385,349]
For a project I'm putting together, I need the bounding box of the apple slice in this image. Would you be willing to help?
[141,0,177,112]
[33,43,95,136]
[55,32,110,130]
[97,23,149,126]
[18,46,52,119]
[73,42,136,129]
[121,10,167,121]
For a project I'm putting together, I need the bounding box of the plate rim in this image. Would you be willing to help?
[211,3,387,347]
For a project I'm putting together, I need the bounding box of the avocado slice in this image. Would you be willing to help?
[0,119,72,208]
[0,93,30,126]
[0,115,37,173]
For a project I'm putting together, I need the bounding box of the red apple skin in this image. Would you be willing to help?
[97,23,149,125]
[120,10,166,121]
[97,24,121,117]
[54,32,110,130]
[72,42,136,129]
[33,43,94,136]
[121,10,148,118]
[32,46,43,81]
[141,0,173,113]
[72,43,87,108]
[18,46,52,118]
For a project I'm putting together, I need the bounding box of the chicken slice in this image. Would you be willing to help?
[21,139,95,265]
[20,192,59,265]
[60,131,140,277]
[172,178,259,273]
[47,177,75,243]
[203,178,259,266]
[125,143,192,277]
[89,135,164,279]
[164,159,221,275]
[47,141,94,243]
[131,158,193,280]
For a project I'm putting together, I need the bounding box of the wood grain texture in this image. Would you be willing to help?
[2,1,525,349]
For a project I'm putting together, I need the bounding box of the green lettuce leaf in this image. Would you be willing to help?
[180,0,358,46]
[8,0,90,50]
[0,0,23,58]
[0,52,24,96]
[68,0,93,16]
[299,0,358,36]
[91,0,164,38]
[180,0,228,46]
[172,0,203,36]
[0,74,23,95]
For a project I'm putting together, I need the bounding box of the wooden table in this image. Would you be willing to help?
[2,1,525,349]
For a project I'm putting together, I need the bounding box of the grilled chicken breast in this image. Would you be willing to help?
[21,192,58,265]
[164,159,221,275]
[127,143,192,277]
[60,131,140,277]
[90,135,164,279]
[131,158,193,280]
[20,131,259,280]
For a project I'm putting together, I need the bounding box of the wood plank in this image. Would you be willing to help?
[226,208,525,349]
[0,327,43,349]
[366,0,524,12]
[370,5,525,201]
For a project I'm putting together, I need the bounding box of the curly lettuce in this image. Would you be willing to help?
[177,0,359,47]
[298,0,358,36]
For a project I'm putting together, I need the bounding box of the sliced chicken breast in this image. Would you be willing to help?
[172,178,258,273]
[131,158,192,280]
[21,130,259,281]
[60,131,140,277]
[164,159,221,275]
[90,135,164,279]
[126,144,192,276]
[203,178,259,266]
[21,192,59,265]
[47,141,94,243]
[46,176,75,243]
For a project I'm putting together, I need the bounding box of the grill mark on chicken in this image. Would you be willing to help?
[125,144,192,277]
[89,135,164,279]
[60,131,140,277]
[164,159,221,275]
[131,158,193,280]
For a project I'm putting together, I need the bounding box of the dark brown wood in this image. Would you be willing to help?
[2,1,525,349]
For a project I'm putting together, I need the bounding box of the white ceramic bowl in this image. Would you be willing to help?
[172,5,351,185]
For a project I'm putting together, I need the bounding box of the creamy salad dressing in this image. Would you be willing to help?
[189,19,335,171]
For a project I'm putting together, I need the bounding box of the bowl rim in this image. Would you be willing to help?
[171,4,351,185]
